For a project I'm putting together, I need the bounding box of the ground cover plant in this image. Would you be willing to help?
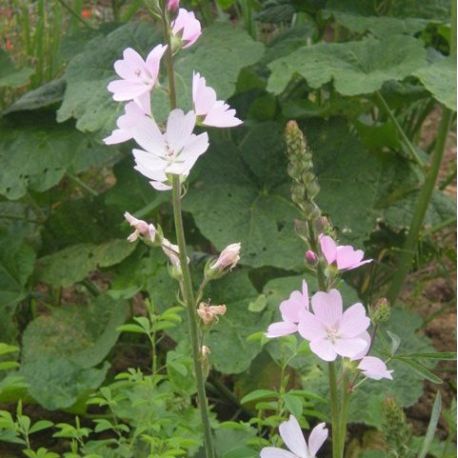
[0,0,456,457]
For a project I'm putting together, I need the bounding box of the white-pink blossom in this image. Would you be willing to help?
[266,280,309,338]
[131,109,209,191]
[192,72,242,128]
[103,102,149,145]
[124,212,156,243]
[107,45,167,113]
[298,289,370,362]
[172,9,201,48]
[319,235,372,271]
[210,243,241,271]
[261,415,328,458]
[358,356,393,380]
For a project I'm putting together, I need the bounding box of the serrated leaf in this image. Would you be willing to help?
[414,57,456,110]
[36,239,136,287]
[58,21,263,132]
[267,35,427,96]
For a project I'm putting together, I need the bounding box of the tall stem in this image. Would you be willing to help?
[387,107,453,304]
[160,6,215,457]
[328,361,340,458]
[338,371,351,456]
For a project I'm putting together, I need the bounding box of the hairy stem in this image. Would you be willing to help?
[387,107,453,304]
[160,5,215,457]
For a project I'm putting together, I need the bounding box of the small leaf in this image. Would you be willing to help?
[241,389,278,404]
[248,294,268,313]
[395,358,443,384]
[386,330,401,355]
[396,351,457,361]
[116,324,146,334]
[29,420,54,434]
[283,393,303,418]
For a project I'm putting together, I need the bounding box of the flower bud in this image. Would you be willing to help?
[209,243,241,275]
[369,298,391,324]
[197,302,227,326]
[167,0,179,11]
[305,250,318,265]
[201,345,211,377]
[124,212,156,243]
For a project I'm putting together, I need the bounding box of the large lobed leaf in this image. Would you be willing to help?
[20,295,128,410]
[267,35,427,96]
[57,21,264,132]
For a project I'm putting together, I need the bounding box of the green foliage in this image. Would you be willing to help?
[0,50,34,88]
[20,295,127,409]
[267,36,427,96]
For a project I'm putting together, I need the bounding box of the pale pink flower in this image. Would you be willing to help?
[161,238,181,268]
[358,356,393,381]
[266,281,309,338]
[298,289,370,362]
[172,9,201,48]
[107,45,167,113]
[319,235,372,271]
[210,243,241,271]
[124,212,156,243]
[131,109,209,191]
[103,102,149,145]
[167,0,179,11]
[192,72,242,128]
[261,415,328,458]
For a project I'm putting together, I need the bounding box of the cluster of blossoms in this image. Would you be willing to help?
[103,3,241,191]
[266,234,392,379]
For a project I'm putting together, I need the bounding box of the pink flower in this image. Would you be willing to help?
[210,243,241,271]
[319,235,372,271]
[266,281,309,338]
[103,102,149,145]
[305,250,318,265]
[107,45,167,113]
[172,9,201,48]
[358,356,393,381]
[261,415,328,458]
[167,0,179,11]
[298,289,370,362]
[131,109,209,191]
[192,72,242,128]
[124,212,156,243]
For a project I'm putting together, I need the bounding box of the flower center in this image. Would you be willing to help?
[325,326,340,344]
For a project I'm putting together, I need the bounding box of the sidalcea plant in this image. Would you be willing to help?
[261,122,394,458]
[103,1,242,457]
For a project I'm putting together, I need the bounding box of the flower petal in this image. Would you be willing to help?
[260,447,297,458]
[311,289,342,328]
[280,283,308,323]
[307,423,328,457]
[351,331,371,360]
[103,128,132,145]
[107,80,148,100]
[297,311,327,341]
[358,356,393,380]
[165,109,196,153]
[131,116,165,154]
[279,416,307,458]
[338,303,370,338]
[309,339,337,362]
[333,337,368,358]
[319,235,337,264]
[266,321,298,338]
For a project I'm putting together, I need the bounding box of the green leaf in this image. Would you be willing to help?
[283,393,303,418]
[3,78,66,114]
[0,120,116,200]
[394,358,443,384]
[35,239,136,287]
[0,50,34,88]
[414,57,457,110]
[29,420,54,434]
[185,124,304,270]
[57,21,263,132]
[20,295,127,409]
[0,233,35,308]
[240,389,278,404]
[418,392,442,458]
[396,351,457,360]
[326,11,430,37]
[267,35,427,96]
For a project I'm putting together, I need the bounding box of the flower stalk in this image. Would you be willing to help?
[161,4,215,457]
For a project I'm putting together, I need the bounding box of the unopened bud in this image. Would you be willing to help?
[201,345,211,357]
[315,216,331,234]
[285,121,306,160]
[369,298,391,324]
[167,0,179,11]
[197,302,227,326]
[305,250,318,265]
[207,243,241,279]
[124,212,156,243]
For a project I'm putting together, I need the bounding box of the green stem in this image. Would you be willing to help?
[376,91,426,171]
[307,223,327,291]
[338,372,351,456]
[328,361,340,458]
[160,4,215,456]
[387,107,453,305]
